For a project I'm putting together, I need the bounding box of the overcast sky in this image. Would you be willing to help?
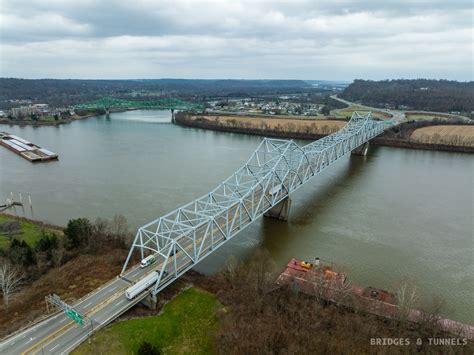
[0,0,472,80]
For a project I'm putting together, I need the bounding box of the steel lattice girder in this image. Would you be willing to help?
[121,112,385,296]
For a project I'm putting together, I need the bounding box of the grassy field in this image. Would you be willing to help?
[74,287,223,355]
[0,214,63,250]
[332,104,391,119]
[410,125,474,147]
[193,115,345,135]
[405,112,460,122]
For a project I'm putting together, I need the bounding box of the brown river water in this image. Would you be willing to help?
[0,110,472,323]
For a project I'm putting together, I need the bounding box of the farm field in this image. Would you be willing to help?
[192,115,345,135]
[410,125,474,147]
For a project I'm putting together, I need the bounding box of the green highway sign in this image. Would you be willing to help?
[65,309,84,326]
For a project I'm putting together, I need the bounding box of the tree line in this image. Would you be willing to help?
[340,79,474,114]
[201,250,472,354]
[0,78,315,109]
[0,215,132,312]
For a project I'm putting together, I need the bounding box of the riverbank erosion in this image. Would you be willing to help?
[175,112,474,153]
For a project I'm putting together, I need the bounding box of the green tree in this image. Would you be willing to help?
[9,239,35,266]
[35,232,58,260]
[321,105,331,116]
[64,218,92,250]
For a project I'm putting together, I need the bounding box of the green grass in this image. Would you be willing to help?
[0,214,62,250]
[404,113,450,122]
[74,287,223,355]
[332,104,389,119]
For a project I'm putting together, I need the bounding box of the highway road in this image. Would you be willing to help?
[0,256,177,354]
[0,197,257,355]
[330,95,406,124]
[0,182,278,354]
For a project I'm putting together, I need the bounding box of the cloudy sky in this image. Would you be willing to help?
[0,0,472,80]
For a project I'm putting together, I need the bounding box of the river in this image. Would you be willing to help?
[0,110,472,324]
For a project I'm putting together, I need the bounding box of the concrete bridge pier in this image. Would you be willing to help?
[171,109,175,123]
[105,107,110,117]
[351,141,370,156]
[264,196,292,221]
[141,293,158,309]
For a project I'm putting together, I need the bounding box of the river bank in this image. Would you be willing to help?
[0,212,63,250]
[0,111,100,127]
[175,113,474,153]
[76,252,474,354]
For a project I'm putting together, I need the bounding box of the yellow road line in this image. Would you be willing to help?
[23,286,129,355]
[22,196,268,354]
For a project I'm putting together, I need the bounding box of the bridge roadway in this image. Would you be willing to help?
[0,243,210,354]
[1,196,258,355]
[1,112,385,354]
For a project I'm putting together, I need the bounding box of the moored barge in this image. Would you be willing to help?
[277,258,474,339]
[0,132,58,162]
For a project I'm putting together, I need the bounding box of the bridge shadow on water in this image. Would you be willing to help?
[260,152,377,253]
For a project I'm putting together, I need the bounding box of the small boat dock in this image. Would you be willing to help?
[0,132,58,162]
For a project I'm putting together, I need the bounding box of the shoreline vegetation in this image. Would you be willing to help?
[175,112,474,153]
[1,214,472,353]
[0,109,123,127]
[2,107,472,154]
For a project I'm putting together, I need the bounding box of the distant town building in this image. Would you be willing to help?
[10,104,50,118]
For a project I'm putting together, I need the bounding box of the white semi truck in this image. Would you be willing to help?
[125,270,167,299]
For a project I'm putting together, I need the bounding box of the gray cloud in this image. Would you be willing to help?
[0,0,472,80]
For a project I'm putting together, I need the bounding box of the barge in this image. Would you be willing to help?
[0,132,58,162]
[277,258,474,339]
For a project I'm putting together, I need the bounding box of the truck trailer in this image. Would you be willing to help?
[125,271,162,299]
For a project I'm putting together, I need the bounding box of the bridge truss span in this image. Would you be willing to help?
[121,112,385,297]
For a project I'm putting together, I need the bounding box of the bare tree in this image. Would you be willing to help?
[395,282,419,328]
[225,255,239,283]
[0,259,25,312]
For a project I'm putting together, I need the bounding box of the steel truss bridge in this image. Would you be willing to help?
[121,112,385,298]
[0,112,386,354]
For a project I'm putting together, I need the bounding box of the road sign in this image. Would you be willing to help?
[66,309,84,326]
[45,294,86,327]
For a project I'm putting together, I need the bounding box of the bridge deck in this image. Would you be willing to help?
[122,112,385,297]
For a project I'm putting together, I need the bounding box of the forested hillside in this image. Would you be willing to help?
[340,79,473,113]
[0,78,312,109]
